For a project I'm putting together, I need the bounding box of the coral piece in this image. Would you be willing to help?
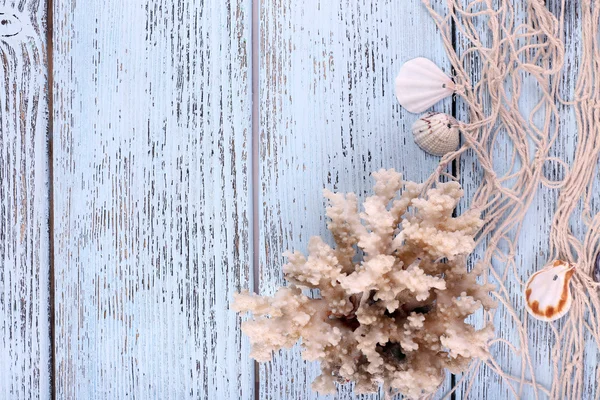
[233,169,495,399]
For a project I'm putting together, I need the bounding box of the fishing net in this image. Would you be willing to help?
[420,0,600,397]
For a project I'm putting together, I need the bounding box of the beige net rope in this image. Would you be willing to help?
[419,0,600,398]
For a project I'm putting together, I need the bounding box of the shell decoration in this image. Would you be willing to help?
[524,260,576,322]
[395,57,455,113]
[412,112,460,156]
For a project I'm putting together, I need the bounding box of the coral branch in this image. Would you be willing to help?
[232,169,495,399]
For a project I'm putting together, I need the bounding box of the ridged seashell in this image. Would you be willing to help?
[524,260,576,322]
[412,112,460,156]
[395,57,455,113]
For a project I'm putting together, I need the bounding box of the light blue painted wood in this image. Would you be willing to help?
[257,1,597,399]
[257,0,455,398]
[0,1,51,399]
[52,0,254,398]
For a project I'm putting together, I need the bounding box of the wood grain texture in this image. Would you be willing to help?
[556,3,599,398]
[257,1,454,398]
[51,0,253,398]
[450,0,529,396]
[0,1,50,399]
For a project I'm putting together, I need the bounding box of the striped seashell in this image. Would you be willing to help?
[412,112,460,156]
[524,260,576,322]
[395,57,455,113]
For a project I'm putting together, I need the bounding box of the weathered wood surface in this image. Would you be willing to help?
[550,3,598,397]
[258,0,597,399]
[52,0,253,398]
[0,1,50,399]
[0,0,594,398]
[257,1,455,398]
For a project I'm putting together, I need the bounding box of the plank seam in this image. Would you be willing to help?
[45,0,56,396]
[251,0,260,398]
[450,5,457,399]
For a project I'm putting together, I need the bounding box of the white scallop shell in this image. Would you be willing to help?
[395,57,455,113]
[524,260,576,322]
[412,112,460,156]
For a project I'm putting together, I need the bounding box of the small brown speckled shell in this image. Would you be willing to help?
[524,260,575,322]
[412,112,460,156]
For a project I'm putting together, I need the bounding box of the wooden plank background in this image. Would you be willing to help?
[257,0,455,398]
[0,1,50,399]
[51,0,253,398]
[453,1,597,399]
[0,0,596,398]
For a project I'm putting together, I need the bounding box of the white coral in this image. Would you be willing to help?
[232,169,495,399]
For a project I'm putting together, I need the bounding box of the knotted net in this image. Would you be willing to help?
[420,0,600,398]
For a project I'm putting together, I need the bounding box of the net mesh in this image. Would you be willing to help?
[419,0,600,398]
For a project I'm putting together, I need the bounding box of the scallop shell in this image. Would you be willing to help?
[412,112,460,156]
[395,57,455,113]
[524,260,576,322]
